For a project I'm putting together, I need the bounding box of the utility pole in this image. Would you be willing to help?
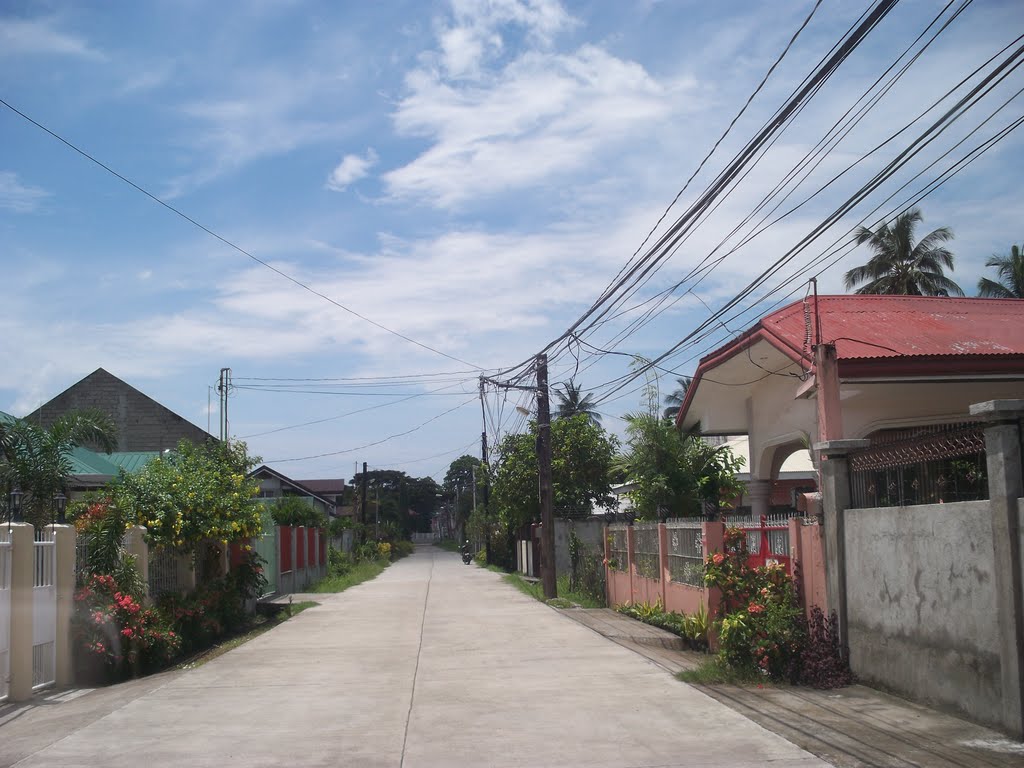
[479,377,491,562]
[360,461,369,529]
[536,353,556,599]
[217,368,231,442]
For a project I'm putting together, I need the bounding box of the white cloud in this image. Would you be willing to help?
[0,171,48,213]
[386,42,691,207]
[326,149,378,191]
[0,16,103,59]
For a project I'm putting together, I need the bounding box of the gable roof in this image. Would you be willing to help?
[249,465,338,509]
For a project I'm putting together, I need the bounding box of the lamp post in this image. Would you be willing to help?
[9,486,23,523]
[54,492,67,525]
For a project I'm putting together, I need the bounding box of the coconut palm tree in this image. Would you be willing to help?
[662,376,692,421]
[977,244,1024,299]
[844,208,963,296]
[555,380,601,425]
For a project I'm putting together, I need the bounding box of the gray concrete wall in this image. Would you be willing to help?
[844,500,1002,726]
[553,519,605,577]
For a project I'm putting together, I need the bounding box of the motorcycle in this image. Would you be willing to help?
[461,541,473,565]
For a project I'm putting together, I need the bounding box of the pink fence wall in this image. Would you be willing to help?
[605,519,827,627]
[605,522,724,621]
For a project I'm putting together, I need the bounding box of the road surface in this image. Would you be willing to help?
[6,547,825,767]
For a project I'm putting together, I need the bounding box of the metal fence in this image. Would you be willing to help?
[633,523,660,581]
[849,422,988,509]
[666,520,704,586]
[32,529,56,691]
[608,525,628,572]
[148,547,181,598]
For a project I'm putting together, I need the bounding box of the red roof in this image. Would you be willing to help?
[767,295,1024,361]
[677,296,1024,428]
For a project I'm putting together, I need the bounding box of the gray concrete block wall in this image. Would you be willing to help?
[25,369,211,451]
[844,500,1002,726]
[553,519,606,578]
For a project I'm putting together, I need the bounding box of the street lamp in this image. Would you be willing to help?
[9,486,23,523]
[54,492,67,525]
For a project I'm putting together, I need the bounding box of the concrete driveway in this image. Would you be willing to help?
[3,547,825,767]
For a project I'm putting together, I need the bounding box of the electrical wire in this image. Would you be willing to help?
[0,96,483,369]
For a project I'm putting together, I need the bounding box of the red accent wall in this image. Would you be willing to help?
[319,529,326,565]
[296,526,306,569]
[308,528,316,567]
[280,526,293,572]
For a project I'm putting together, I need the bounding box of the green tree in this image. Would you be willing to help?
[443,455,480,531]
[111,439,262,551]
[977,244,1024,298]
[662,376,692,421]
[555,380,601,425]
[491,415,619,532]
[844,208,962,296]
[0,408,117,526]
[268,496,326,528]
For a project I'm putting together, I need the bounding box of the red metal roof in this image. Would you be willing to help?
[677,296,1024,429]
[765,295,1024,361]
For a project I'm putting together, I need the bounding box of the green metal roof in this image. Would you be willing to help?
[67,446,122,476]
[106,452,161,473]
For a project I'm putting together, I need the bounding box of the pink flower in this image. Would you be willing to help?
[712,553,725,565]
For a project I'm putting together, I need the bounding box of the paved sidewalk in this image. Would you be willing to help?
[2,547,824,767]
[558,608,1024,767]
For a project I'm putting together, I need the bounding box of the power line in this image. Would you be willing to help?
[265,396,478,463]
[0,96,482,369]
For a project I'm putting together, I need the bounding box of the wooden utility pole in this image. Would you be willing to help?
[479,377,491,562]
[536,353,557,599]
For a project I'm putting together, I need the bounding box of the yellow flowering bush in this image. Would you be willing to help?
[112,440,263,552]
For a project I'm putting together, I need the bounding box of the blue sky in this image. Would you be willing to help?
[2,0,1022,482]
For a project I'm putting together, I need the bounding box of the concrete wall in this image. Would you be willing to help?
[25,368,211,452]
[844,500,1002,725]
[553,518,605,577]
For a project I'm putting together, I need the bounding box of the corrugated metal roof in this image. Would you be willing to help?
[68,447,122,476]
[764,296,1024,360]
[106,452,161,473]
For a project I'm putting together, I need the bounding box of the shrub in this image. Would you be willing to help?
[376,541,392,561]
[391,540,414,560]
[270,496,327,528]
[616,600,709,651]
[354,542,379,563]
[73,574,180,675]
[328,548,353,576]
[798,607,852,689]
[474,548,487,565]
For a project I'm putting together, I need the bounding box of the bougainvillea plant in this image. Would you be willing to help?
[73,574,180,673]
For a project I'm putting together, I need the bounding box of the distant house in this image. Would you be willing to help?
[249,465,337,519]
[296,479,346,515]
[24,368,212,452]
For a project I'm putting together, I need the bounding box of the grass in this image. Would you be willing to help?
[434,539,461,553]
[174,601,319,670]
[310,559,387,593]
[501,571,605,609]
[676,658,772,686]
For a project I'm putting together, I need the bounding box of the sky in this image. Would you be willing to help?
[1,0,1022,483]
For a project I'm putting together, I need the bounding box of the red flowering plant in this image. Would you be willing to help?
[704,528,804,681]
[73,574,181,676]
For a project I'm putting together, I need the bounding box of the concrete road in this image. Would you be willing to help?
[6,547,826,767]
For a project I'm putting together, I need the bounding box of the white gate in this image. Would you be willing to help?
[0,528,12,702]
[32,530,56,691]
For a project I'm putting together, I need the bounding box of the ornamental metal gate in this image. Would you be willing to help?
[0,528,11,702]
[32,529,56,691]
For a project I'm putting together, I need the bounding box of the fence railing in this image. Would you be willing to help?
[633,523,660,580]
[32,530,56,691]
[726,512,793,573]
[148,547,181,598]
[666,520,704,586]
[848,422,988,508]
[608,525,628,572]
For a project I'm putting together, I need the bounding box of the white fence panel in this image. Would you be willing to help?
[0,529,11,702]
[32,530,56,692]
